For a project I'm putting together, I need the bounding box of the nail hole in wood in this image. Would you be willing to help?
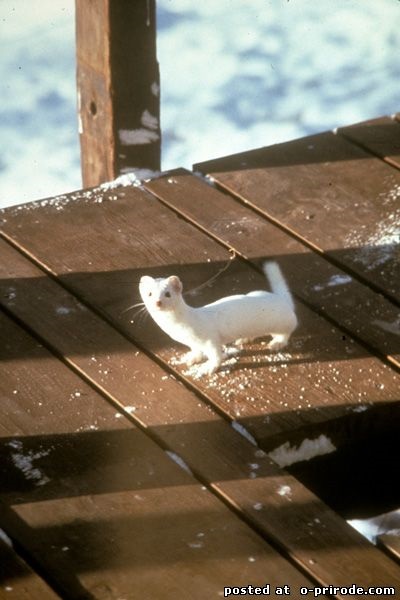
[89,101,97,116]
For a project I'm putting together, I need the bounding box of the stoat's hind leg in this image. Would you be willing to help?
[267,334,290,351]
[235,338,250,346]
[222,346,240,359]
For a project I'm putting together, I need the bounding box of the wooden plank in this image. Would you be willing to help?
[1,190,398,445]
[76,0,160,186]
[144,170,400,367]
[0,237,399,592]
[195,131,400,304]
[0,538,60,599]
[379,534,400,564]
[338,116,400,170]
[0,311,316,599]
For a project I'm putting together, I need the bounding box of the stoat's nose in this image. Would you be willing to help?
[155,300,162,308]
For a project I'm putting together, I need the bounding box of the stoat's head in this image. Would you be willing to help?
[139,275,183,312]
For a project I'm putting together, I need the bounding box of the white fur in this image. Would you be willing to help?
[139,262,297,375]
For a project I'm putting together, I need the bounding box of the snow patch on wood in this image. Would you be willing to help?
[269,434,336,468]
[8,439,51,486]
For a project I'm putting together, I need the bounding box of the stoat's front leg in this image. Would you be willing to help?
[267,334,289,351]
[184,348,206,367]
[195,341,224,376]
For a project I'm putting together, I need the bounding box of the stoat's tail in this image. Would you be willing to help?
[263,261,295,311]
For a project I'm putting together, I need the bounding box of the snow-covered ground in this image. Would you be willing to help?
[0,0,399,208]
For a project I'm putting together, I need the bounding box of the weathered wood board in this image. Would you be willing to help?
[195,128,400,304]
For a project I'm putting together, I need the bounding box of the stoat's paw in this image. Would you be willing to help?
[171,350,204,367]
[235,338,250,346]
[185,350,205,367]
[223,346,240,359]
[193,360,220,378]
[267,335,289,352]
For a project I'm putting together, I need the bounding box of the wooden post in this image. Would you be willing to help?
[76,0,161,187]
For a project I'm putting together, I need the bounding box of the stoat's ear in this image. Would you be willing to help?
[139,275,153,290]
[168,275,183,293]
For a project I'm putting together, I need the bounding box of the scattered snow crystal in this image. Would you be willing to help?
[100,169,161,191]
[313,273,352,291]
[8,440,50,486]
[373,317,400,336]
[277,485,292,498]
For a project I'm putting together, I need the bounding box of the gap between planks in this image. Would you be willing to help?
[337,116,400,172]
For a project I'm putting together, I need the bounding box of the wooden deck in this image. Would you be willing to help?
[0,117,399,599]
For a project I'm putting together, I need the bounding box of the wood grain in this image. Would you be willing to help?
[195,130,400,303]
[378,533,400,564]
[338,116,400,170]
[0,538,60,599]
[76,0,160,186]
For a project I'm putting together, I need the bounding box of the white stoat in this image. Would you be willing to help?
[139,262,297,376]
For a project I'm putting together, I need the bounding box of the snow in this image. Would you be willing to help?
[348,509,400,544]
[373,317,400,336]
[119,127,160,146]
[8,439,50,486]
[268,434,336,468]
[345,211,400,275]
[56,306,72,315]
[231,420,258,447]
[277,484,292,498]
[0,1,78,207]
[313,274,353,292]
[157,0,400,169]
[0,529,13,548]
[165,450,193,475]
[1,0,400,208]
[99,169,162,190]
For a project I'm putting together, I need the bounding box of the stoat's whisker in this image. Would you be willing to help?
[129,306,149,326]
[121,301,145,315]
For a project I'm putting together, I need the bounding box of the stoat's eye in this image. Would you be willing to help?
[165,291,171,298]
[148,291,152,297]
